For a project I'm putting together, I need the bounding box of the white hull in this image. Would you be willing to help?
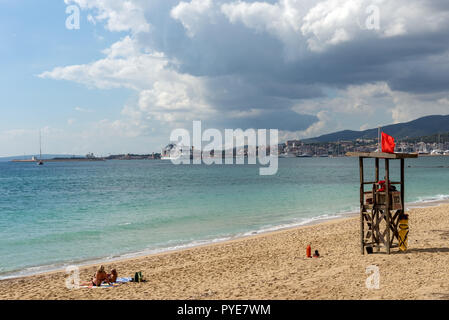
[161,155,191,160]
[278,153,296,158]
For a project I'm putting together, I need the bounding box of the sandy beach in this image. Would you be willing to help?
[1,203,449,300]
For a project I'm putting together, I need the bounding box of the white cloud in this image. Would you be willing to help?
[138,76,215,124]
[171,0,214,37]
[39,37,168,90]
[291,82,449,138]
[221,0,304,33]
[220,0,449,53]
[294,82,391,117]
[359,123,371,131]
[298,110,332,137]
[40,35,216,129]
[221,0,307,58]
[389,91,449,123]
[300,0,363,51]
[301,0,449,51]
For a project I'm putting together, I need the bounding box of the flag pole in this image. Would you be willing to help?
[378,127,381,152]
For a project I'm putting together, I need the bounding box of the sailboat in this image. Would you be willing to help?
[37,130,44,165]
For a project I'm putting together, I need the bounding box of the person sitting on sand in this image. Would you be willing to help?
[92,265,109,286]
[313,250,320,258]
[107,269,118,283]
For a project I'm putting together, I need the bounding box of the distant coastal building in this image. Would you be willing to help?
[105,153,161,160]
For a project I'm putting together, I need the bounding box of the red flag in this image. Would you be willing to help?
[381,132,396,153]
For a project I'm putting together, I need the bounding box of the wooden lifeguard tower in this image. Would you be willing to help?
[347,152,418,254]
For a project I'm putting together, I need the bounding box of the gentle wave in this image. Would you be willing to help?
[413,194,449,203]
[0,211,356,280]
[407,194,449,209]
[2,195,449,281]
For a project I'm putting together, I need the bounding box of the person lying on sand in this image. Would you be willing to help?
[107,269,118,283]
[92,265,109,286]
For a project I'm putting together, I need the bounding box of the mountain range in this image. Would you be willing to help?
[304,115,449,143]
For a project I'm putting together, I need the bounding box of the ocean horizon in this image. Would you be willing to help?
[1,156,449,280]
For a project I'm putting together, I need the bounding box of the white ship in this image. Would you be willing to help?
[161,144,192,160]
[431,149,444,155]
[278,151,297,158]
[297,153,312,158]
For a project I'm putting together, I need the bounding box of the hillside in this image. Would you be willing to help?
[305,115,449,142]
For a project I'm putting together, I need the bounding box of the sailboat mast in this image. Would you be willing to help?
[39,130,42,160]
[378,127,381,152]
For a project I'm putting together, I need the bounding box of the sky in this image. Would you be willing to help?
[1,0,449,157]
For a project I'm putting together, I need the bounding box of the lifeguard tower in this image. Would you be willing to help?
[347,152,418,254]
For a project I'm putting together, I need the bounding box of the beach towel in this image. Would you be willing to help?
[80,277,133,289]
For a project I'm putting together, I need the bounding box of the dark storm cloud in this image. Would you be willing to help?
[135,0,449,130]
[148,3,449,81]
[202,110,318,131]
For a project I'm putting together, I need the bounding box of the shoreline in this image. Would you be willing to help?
[2,196,449,283]
[1,202,449,299]
[0,212,357,282]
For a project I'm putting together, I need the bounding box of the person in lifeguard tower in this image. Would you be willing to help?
[378,178,397,192]
[378,180,386,192]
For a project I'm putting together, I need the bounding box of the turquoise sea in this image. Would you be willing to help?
[1,156,449,279]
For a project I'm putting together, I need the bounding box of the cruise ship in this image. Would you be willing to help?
[161,144,192,160]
